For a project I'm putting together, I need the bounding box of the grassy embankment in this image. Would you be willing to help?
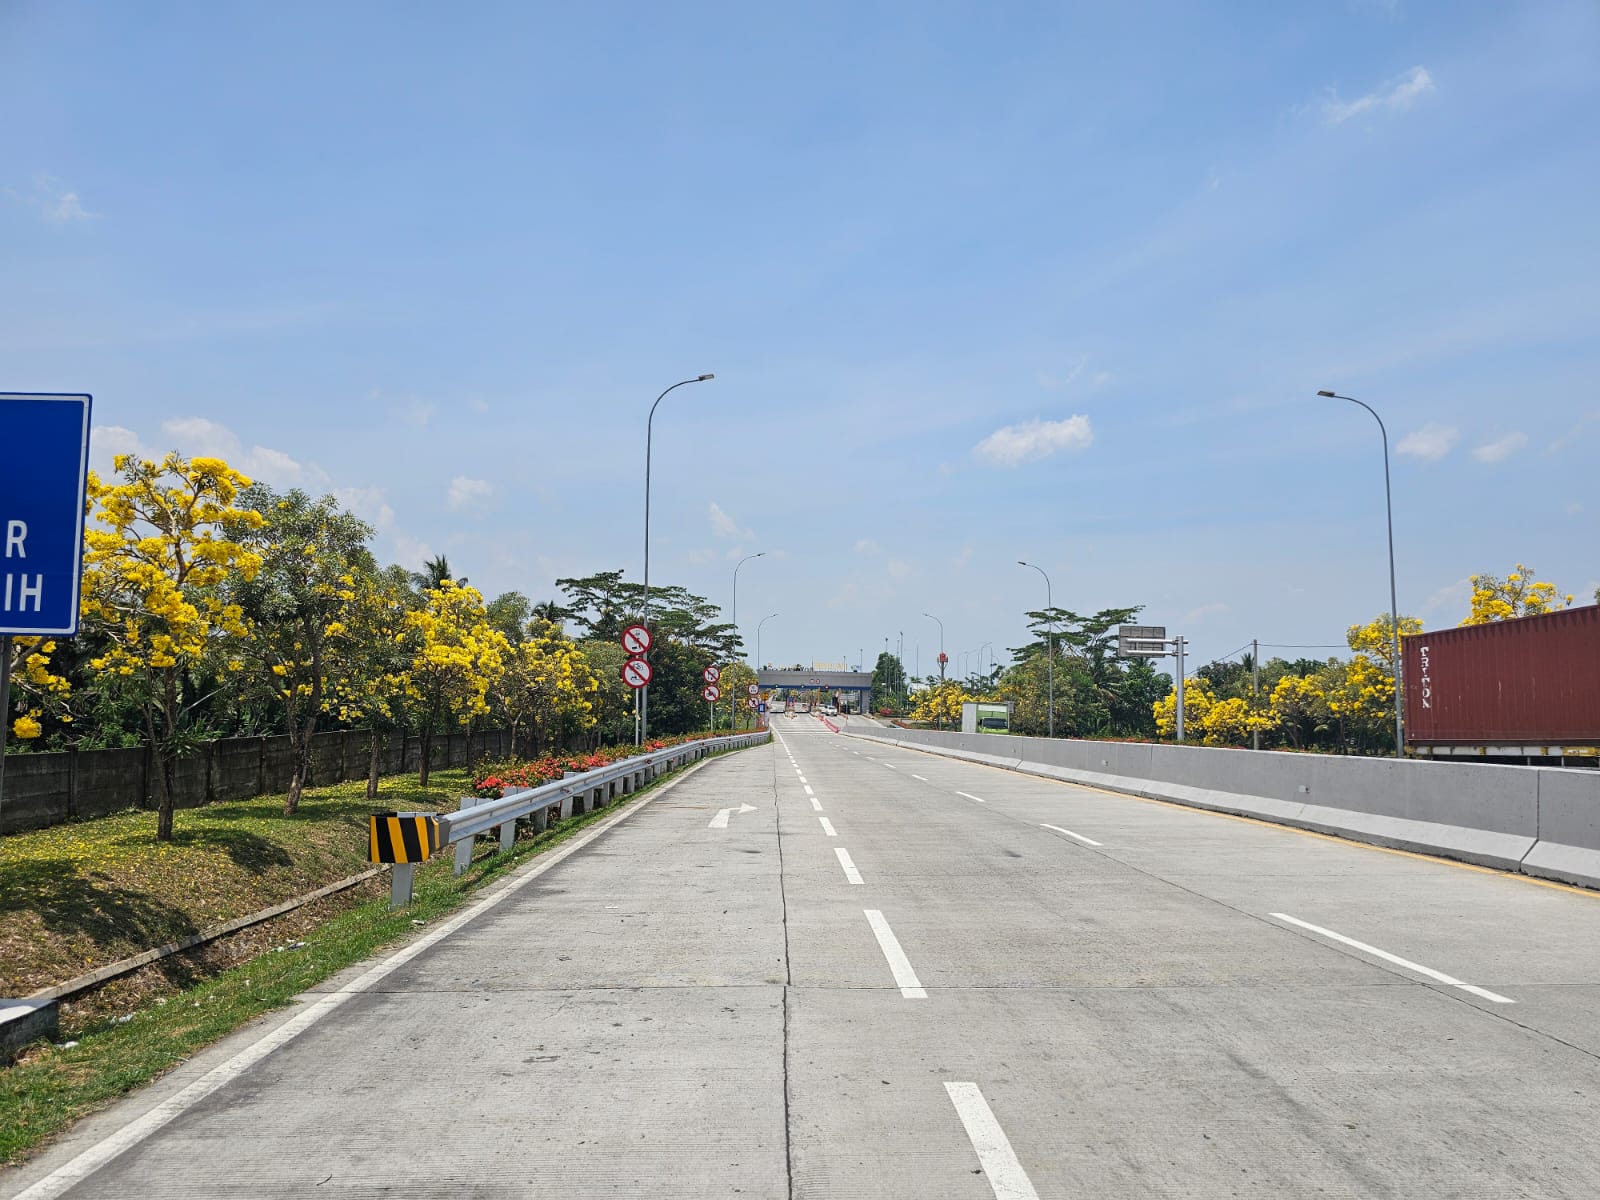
[0,752,704,1165]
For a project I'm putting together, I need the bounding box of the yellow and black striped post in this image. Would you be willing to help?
[369,811,440,864]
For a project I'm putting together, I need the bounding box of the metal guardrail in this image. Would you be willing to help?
[386,730,771,906]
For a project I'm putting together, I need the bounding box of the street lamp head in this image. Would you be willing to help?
[1017,559,1028,566]
[698,374,715,381]
[1316,390,1338,397]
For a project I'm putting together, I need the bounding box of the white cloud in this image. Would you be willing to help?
[89,425,149,477]
[446,476,492,511]
[1037,357,1087,390]
[973,414,1093,467]
[708,502,753,541]
[393,397,434,427]
[391,535,433,574]
[886,558,912,580]
[7,172,97,222]
[854,538,880,554]
[1567,502,1584,516]
[333,486,396,530]
[154,416,320,488]
[1395,422,1460,462]
[1473,432,1528,463]
[1423,577,1472,614]
[687,547,716,565]
[1324,66,1435,124]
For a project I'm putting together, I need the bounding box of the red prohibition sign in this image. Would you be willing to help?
[621,624,652,655]
[621,658,653,689]
[702,685,720,703]
[703,665,721,685]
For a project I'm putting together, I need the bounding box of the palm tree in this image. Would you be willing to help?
[410,553,465,593]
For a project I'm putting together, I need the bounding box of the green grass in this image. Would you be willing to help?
[1,770,475,997]
[0,765,686,1165]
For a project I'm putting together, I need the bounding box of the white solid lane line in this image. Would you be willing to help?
[864,909,927,999]
[1270,913,1515,1004]
[819,817,838,837]
[1041,823,1103,847]
[834,847,864,885]
[943,1083,1041,1200]
[956,791,986,804]
[810,796,822,811]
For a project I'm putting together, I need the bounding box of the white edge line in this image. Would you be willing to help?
[1269,913,1514,1004]
[864,909,927,999]
[956,791,986,804]
[11,761,714,1200]
[834,847,864,885]
[1040,823,1102,847]
[818,817,838,837]
[943,1082,1041,1200]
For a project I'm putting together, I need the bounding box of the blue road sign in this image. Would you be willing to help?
[1,394,92,636]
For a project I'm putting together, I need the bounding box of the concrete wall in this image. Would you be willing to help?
[1,727,514,836]
[851,726,1600,890]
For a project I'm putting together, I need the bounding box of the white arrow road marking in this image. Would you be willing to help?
[818,817,837,837]
[1041,823,1102,847]
[864,909,926,999]
[956,791,986,804]
[944,1082,1041,1199]
[1270,913,1514,1003]
[834,848,864,885]
[708,803,758,829]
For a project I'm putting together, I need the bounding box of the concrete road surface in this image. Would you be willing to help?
[8,714,1600,1198]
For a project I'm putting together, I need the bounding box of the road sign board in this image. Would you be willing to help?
[758,702,767,713]
[621,658,653,689]
[703,665,721,685]
[1118,624,1169,657]
[1,394,92,636]
[702,685,720,703]
[747,683,760,697]
[747,698,759,709]
[621,624,652,655]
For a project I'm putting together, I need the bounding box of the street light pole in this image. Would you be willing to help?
[1018,561,1055,738]
[757,613,778,677]
[730,550,765,731]
[640,373,714,743]
[1318,391,1404,759]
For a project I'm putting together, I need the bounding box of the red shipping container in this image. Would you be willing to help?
[1403,606,1600,746]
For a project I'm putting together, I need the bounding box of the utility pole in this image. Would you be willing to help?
[1175,636,1187,742]
[1251,638,1261,751]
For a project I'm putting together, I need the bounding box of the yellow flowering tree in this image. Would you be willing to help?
[80,453,263,840]
[324,564,417,799]
[910,680,972,729]
[1152,677,1216,740]
[230,487,376,815]
[491,625,599,755]
[1197,696,1278,747]
[1461,564,1574,625]
[4,637,72,742]
[405,579,508,785]
[1269,673,1329,749]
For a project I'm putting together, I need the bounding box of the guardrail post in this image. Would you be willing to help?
[390,862,414,909]
[531,802,548,832]
[498,819,515,853]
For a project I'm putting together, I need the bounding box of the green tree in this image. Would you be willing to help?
[870,651,906,714]
[231,486,375,814]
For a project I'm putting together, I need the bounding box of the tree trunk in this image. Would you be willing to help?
[366,731,381,801]
[419,726,434,787]
[156,750,176,841]
[285,737,308,816]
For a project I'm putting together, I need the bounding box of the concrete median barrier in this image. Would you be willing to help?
[848,726,1595,886]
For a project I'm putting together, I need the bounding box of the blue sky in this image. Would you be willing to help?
[4,1,1596,677]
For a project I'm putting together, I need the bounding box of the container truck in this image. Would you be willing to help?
[1403,605,1599,766]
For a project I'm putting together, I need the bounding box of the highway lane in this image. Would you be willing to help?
[7,716,1600,1198]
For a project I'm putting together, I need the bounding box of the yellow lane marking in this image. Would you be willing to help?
[865,738,1600,901]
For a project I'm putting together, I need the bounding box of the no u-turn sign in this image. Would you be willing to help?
[1,394,92,636]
